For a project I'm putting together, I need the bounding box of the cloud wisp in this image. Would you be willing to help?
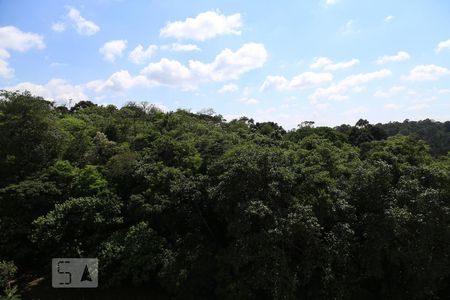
[67,8,100,36]
[310,57,360,71]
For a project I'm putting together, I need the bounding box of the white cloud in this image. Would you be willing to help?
[310,57,360,71]
[310,57,332,69]
[238,97,259,105]
[436,38,450,53]
[188,42,267,81]
[5,79,86,104]
[402,64,450,81]
[260,76,289,92]
[86,70,150,92]
[384,16,394,22]
[100,40,127,62]
[339,69,392,87]
[51,22,66,32]
[0,26,45,52]
[310,69,392,101]
[260,72,333,92]
[140,58,194,89]
[290,72,334,89]
[0,59,14,78]
[373,86,406,98]
[91,43,267,91]
[325,59,360,71]
[376,51,410,64]
[340,20,358,35]
[0,26,45,78]
[67,8,100,36]
[129,44,157,64]
[384,103,402,110]
[218,83,239,93]
[160,43,200,52]
[160,10,242,41]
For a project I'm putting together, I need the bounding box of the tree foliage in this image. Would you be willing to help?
[0,91,449,299]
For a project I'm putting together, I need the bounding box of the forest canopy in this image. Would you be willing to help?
[0,91,449,299]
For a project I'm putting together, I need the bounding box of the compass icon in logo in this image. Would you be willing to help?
[52,258,98,288]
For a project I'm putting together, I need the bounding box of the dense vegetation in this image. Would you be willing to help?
[376,120,450,156]
[0,91,449,299]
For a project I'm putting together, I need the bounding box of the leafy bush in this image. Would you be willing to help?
[0,261,16,289]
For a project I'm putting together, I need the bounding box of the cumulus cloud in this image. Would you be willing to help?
[0,26,45,52]
[67,8,100,36]
[160,43,200,52]
[402,64,450,81]
[188,43,267,81]
[86,70,150,92]
[89,43,267,92]
[141,43,267,89]
[141,58,194,89]
[160,10,242,41]
[5,79,86,104]
[373,86,406,98]
[129,44,157,64]
[0,59,14,78]
[310,57,332,69]
[310,57,360,71]
[100,40,127,62]
[0,48,13,77]
[339,69,392,87]
[141,43,265,88]
[436,38,450,53]
[218,83,239,93]
[310,69,392,101]
[376,51,410,64]
[260,72,333,92]
[87,60,186,92]
[51,22,66,32]
[0,26,45,78]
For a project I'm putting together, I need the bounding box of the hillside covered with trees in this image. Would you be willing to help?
[1,91,450,299]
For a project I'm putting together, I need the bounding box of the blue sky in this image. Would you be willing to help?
[1,0,449,127]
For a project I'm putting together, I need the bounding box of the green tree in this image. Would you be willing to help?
[31,195,123,257]
[0,91,62,186]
